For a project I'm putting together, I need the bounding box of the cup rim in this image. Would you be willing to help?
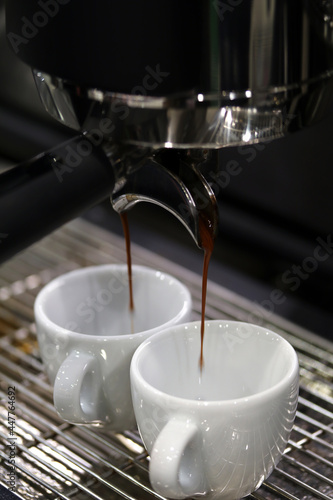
[130,320,299,407]
[34,264,192,340]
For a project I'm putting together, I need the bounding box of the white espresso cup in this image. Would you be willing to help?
[34,264,192,430]
[130,320,299,500]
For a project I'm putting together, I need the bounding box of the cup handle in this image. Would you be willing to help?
[149,417,207,499]
[53,350,106,424]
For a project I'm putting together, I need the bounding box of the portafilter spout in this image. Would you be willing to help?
[5,0,333,263]
[0,137,218,264]
[111,149,219,249]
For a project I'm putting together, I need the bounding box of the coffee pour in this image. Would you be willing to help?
[120,212,134,313]
[198,213,216,370]
[119,209,215,367]
[2,2,333,357]
[114,149,218,362]
[120,212,135,335]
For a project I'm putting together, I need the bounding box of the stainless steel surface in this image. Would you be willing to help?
[34,67,333,149]
[111,149,219,249]
[32,0,333,149]
[0,219,332,499]
[5,0,333,265]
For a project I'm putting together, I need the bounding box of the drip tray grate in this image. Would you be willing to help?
[0,219,332,499]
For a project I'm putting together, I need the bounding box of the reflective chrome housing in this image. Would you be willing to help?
[26,1,333,248]
[34,69,333,149]
[32,0,333,148]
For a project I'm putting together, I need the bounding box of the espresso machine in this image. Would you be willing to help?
[2,0,333,262]
[1,2,333,498]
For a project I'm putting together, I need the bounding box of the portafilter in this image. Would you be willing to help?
[1,0,333,263]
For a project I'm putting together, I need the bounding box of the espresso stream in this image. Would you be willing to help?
[120,213,135,332]
[198,213,214,370]
[120,212,214,368]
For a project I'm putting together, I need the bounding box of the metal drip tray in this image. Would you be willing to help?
[0,219,332,499]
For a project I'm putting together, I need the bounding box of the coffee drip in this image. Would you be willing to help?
[120,212,134,313]
[112,147,218,361]
[120,212,135,336]
[120,208,215,368]
[198,213,215,370]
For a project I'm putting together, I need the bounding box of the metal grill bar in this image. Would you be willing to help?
[0,378,160,498]
[272,467,333,500]
[0,403,153,500]
[281,454,333,489]
[293,425,333,451]
[1,452,72,500]
[1,219,333,499]
[257,481,301,500]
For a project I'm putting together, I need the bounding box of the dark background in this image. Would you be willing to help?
[0,0,332,339]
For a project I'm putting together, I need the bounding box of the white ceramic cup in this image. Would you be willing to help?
[34,264,192,430]
[130,320,299,500]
